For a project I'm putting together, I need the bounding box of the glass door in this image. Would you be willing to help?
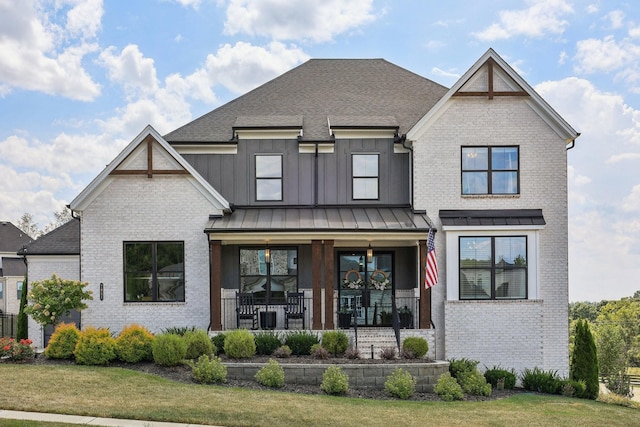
[338,252,393,326]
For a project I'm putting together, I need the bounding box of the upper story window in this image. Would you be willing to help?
[124,242,185,302]
[352,154,379,200]
[462,146,519,195]
[459,236,527,300]
[256,155,283,201]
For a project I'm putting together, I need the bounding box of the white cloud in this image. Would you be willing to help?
[0,0,102,100]
[174,0,202,9]
[473,0,573,41]
[622,184,640,212]
[558,51,568,65]
[586,4,598,14]
[607,152,640,163]
[431,67,460,80]
[574,35,640,74]
[223,0,376,42]
[99,45,159,98]
[605,10,625,29]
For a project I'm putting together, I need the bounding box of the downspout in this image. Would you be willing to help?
[314,142,319,207]
[396,134,413,208]
[69,206,81,282]
[566,133,580,150]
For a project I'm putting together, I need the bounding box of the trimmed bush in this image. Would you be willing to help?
[311,344,330,360]
[384,368,417,399]
[344,347,361,360]
[284,331,319,356]
[321,331,349,356]
[224,329,256,359]
[402,337,428,359]
[255,359,285,388]
[152,333,187,366]
[190,355,227,384]
[254,331,282,356]
[74,327,116,365]
[211,333,226,355]
[521,367,561,394]
[435,372,464,401]
[379,346,397,360]
[272,345,292,358]
[448,357,479,380]
[183,329,214,359]
[320,366,349,395]
[484,367,517,390]
[115,324,154,363]
[45,322,80,359]
[458,369,492,396]
[570,319,599,399]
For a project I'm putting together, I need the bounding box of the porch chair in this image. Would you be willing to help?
[235,292,259,330]
[284,292,306,329]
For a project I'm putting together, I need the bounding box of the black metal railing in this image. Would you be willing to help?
[221,296,313,331]
[1,313,18,338]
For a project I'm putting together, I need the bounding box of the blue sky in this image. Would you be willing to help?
[1,0,639,302]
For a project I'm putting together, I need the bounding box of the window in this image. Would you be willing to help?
[240,248,297,304]
[256,155,282,201]
[0,282,3,299]
[16,281,23,300]
[124,242,184,302]
[462,146,519,194]
[352,154,379,199]
[459,236,527,299]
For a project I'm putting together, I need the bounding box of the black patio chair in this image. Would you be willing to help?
[236,292,259,329]
[284,292,306,329]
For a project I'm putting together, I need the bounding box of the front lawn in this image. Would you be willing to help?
[0,364,637,427]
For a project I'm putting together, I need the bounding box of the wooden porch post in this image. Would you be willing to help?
[209,240,222,331]
[311,240,322,330]
[323,240,335,329]
[419,239,432,329]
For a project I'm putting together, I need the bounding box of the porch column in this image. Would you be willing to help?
[419,239,432,329]
[209,240,222,331]
[311,240,322,330]
[323,240,335,329]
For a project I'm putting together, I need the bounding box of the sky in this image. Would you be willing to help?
[0,0,639,303]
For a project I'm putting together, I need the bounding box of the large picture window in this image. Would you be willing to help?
[459,236,527,300]
[124,242,184,302]
[256,155,282,201]
[240,247,297,304]
[462,146,519,195]
[352,154,379,200]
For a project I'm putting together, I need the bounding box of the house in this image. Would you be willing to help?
[0,221,32,314]
[28,49,579,376]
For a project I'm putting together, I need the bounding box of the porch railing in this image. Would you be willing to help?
[1,313,18,338]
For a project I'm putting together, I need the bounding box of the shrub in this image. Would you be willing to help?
[272,345,292,358]
[605,372,633,397]
[344,347,361,360]
[448,357,479,380]
[255,359,285,388]
[74,327,116,365]
[570,319,599,399]
[115,324,154,363]
[162,326,199,336]
[321,331,349,357]
[311,344,330,360]
[189,355,227,384]
[484,367,517,390]
[458,369,492,396]
[152,333,187,366]
[211,333,226,355]
[284,331,319,356]
[521,367,561,394]
[183,329,214,359]
[1,338,34,361]
[384,368,417,399]
[320,366,349,395]
[379,346,397,360]
[25,274,92,328]
[402,337,428,359]
[254,331,282,356]
[45,322,80,359]
[224,329,256,359]
[435,372,464,401]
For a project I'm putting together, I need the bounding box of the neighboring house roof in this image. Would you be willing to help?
[21,219,80,255]
[0,222,32,252]
[1,257,26,277]
[70,125,230,212]
[164,59,449,143]
[439,209,546,227]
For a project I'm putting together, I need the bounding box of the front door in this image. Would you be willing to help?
[338,252,393,326]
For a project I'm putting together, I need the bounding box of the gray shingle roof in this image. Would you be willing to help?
[0,222,32,252]
[439,209,546,227]
[22,220,80,255]
[164,59,448,143]
[1,257,25,276]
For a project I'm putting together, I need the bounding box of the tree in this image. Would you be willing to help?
[15,213,38,239]
[24,274,93,328]
[16,271,29,340]
[570,319,599,399]
[633,290,640,300]
[41,207,72,235]
[595,323,632,396]
[596,299,640,366]
[569,301,599,322]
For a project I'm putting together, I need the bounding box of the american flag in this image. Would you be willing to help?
[425,228,438,288]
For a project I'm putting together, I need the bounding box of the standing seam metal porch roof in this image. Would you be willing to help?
[205,207,434,233]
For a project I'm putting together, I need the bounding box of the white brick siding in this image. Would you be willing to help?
[412,96,570,375]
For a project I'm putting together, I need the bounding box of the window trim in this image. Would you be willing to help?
[352,153,380,200]
[461,146,520,195]
[123,241,185,303]
[255,154,283,202]
[239,246,298,305]
[16,281,23,300]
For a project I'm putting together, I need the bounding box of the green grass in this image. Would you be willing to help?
[0,365,638,427]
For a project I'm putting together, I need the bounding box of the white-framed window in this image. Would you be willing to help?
[352,153,379,200]
[462,146,519,195]
[444,228,540,301]
[255,155,283,201]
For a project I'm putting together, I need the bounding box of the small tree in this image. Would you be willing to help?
[570,319,599,399]
[24,274,93,328]
[16,273,29,340]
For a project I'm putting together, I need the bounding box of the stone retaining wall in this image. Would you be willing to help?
[225,361,449,393]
